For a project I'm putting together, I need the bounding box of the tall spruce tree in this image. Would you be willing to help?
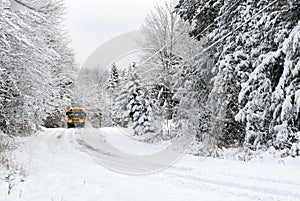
[114,63,155,135]
[108,63,120,90]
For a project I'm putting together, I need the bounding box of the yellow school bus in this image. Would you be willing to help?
[66,108,86,128]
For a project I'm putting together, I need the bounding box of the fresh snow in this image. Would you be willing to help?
[1,128,300,201]
[103,127,171,155]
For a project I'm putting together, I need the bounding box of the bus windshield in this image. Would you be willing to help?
[66,112,85,118]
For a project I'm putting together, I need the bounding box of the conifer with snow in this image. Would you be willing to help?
[176,0,300,152]
[107,63,120,90]
[114,63,155,135]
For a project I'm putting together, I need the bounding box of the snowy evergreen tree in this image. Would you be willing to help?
[176,0,248,146]
[208,1,254,146]
[114,63,155,135]
[107,63,120,90]
[237,0,300,150]
[112,65,130,126]
[271,21,300,149]
[176,0,300,152]
[105,63,121,125]
[176,0,222,40]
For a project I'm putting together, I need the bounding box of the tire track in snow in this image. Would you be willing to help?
[37,128,300,201]
[158,169,300,201]
[75,128,300,201]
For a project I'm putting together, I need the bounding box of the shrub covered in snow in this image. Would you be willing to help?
[0,131,13,154]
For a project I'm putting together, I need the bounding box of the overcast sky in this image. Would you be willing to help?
[64,0,164,67]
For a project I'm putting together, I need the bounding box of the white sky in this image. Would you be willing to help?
[64,0,163,67]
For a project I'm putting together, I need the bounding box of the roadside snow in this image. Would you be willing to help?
[104,127,171,155]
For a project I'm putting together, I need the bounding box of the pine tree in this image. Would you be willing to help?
[176,0,300,151]
[130,86,155,136]
[114,63,155,135]
[177,0,250,146]
[237,0,300,150]
[271,21,300,149]
[176,0,222,39]
[208,1,256,146]
[107,63,120,90]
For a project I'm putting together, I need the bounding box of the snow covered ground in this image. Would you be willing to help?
[1,128,300,201]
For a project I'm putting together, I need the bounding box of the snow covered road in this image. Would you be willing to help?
[1,128,300,201]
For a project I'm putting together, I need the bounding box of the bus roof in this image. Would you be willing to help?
[66,108,85,113]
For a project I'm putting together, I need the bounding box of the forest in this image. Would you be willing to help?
[1,0,300,158]
[0,0,76,150]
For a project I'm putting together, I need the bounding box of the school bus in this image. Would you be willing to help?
[66,108,86,128]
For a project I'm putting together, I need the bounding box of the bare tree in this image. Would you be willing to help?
[136,0,210,142]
